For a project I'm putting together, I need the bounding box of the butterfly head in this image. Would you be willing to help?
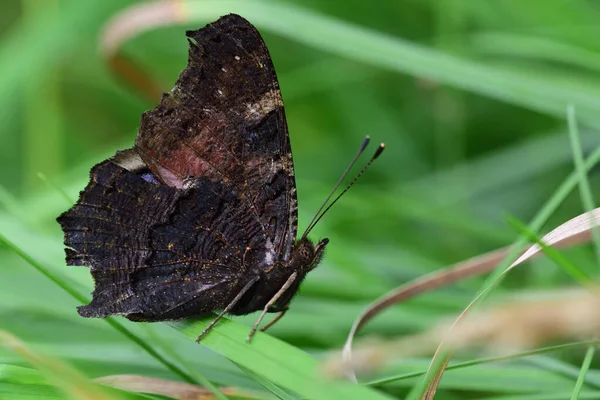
[289,237,329,272]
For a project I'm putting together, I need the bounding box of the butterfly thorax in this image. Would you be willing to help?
[286,237,328,273]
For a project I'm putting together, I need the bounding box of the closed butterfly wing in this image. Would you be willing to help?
[58,14,300,322]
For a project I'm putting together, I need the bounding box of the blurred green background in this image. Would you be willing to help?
[2,0,600,399]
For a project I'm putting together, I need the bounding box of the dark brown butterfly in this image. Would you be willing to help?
[58,14,383,342]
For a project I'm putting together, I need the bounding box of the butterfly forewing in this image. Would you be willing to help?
[136,15,298,261]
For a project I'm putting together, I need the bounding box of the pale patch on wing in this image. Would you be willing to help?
[245,89,281,121]
[264,250,274,266]
[263,238,275,266]
[113,149,146,173]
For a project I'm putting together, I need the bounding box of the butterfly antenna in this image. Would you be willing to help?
[302,140,385,239]
[302,136,371,236]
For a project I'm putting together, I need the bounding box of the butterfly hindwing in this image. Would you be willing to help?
[58,158,264,319]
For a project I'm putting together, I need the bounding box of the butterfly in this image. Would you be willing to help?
[58,14,383,342]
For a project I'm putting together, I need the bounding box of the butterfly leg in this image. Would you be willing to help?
[196,275,260,342]
[247,272,298,342]
[260,307,288,333]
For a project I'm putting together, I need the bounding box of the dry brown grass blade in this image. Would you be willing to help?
[342,208,600,385]
[341,246,515,380]
[507,208,598,271]
[326,289,600,378]
[100,0,186,57]
[100,1,188,102]
[0,329,118,400]
[96,375,256,400]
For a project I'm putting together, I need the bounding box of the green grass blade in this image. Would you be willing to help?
[235,363,297,400]
[169,320,393,400]
[139,325,230,400]
[565,105,600,400]
[571,347,596,400]
[472,33,600,73]
[367,340,600,387]
[567,105,600,262]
